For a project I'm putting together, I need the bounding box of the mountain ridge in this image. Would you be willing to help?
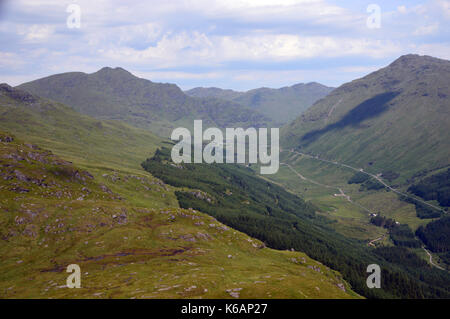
[17,68,271,138]
[281,54,450,181]
[186,82,334,125]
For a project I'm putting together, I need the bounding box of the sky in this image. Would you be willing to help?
[0,0,449,90]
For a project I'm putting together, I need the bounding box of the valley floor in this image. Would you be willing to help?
[265,150,447,270]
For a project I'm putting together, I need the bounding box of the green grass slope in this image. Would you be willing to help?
[0,132,360,299]
[0,83,163,173]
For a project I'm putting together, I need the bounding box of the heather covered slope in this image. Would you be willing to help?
[282,54,450,181]
[186,82,333,125]
[17,68,270,138]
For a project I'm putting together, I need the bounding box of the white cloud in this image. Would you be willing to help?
[397,5,407,14]
[435,0,450,18]
[101,32,402,68]
[1,0,449,89]
[214,66,383,89]
[85,23,162,47]
[188,0,348,18]
[17,24,55,41]
[0,52,25,69]
[134,70,221,81]
[337,66,381,74]
[413,23,439,36]
[413,43,450,60]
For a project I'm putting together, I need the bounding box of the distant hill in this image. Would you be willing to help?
[185,87,244,100]
[186,83,334,125]
[282,54,450,180]
[17,68,270,138]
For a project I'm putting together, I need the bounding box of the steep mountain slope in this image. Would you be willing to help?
[0,132,359,299]
[273,55,450,274]
[186,83,334,125]
[282,55,450,181]
[0,83,162,171]
[17,68,270,138]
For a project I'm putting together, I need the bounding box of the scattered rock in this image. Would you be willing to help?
[0,136,14,143]
[307,265,322,273]
[180,234,196,242]
[14,170,30,182]
[22,224,37,237]
[186,190,214,203]
[336,283,346,292]
[99,184,113,194]
[226,288,242,298]
[195,232,211,241]
[15,216,26,225]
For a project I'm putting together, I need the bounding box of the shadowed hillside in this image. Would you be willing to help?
[282,55,450,180]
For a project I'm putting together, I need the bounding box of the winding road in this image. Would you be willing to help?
[280,149,448,254]
[422,246,446,271]
[280,161,382,247]
[282,149,446,214]
[368,234,387,247]
[280,161,375,215]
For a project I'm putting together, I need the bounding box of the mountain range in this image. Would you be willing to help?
[186,82,333,125]
[17,67,271,138]
[0,84,360,299]
[1,53,450,299]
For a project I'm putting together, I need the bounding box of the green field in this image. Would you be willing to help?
[264,149,444,273]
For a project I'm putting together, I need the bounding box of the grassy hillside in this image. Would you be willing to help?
[0,83,163,173]
[0,132,360,299]
[186,83,334,126]
[17,68,270,138]
[282,55,450,181]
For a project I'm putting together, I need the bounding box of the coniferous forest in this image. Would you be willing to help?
[142,147,450,299]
